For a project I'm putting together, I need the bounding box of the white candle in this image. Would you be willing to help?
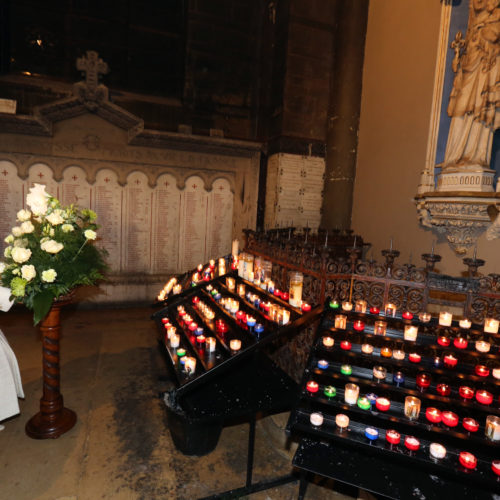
[429,443,447,460]
[459,318,472,329]
[439,311,452,326]
[173,284,182,294]
[334,315,347,329]
[170,334,180,348]
[167,326,176,339]
[404,325,418,341]
[206,337,216,352]
[486,415,500,441]
[493,367,500,380]
[484,318,499,334]
[392,349,405,360]
[384,303,396,317]
[361,343,374,354]
[322,336,334,347]
[355,300,367,313]
[310,412,324,427]
[335,413,349,430]
[184,356,196,374]
[475,340,491,353]
[344,383,359,405]
[230,339,242,351]
[341,301,353,312]
[419,312,431,322]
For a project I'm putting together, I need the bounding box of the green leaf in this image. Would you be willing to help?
[33,290,54,325]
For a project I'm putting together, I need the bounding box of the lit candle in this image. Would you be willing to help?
[335,413,349,431]
[384,303,397,317]
[355,300,367,313]
[324,385,336,398]
[484,318,499,334]
[375,397,390,412]
[230,339,242,351]
[404,396,421,420]
[459,451,477,470]
[306,381,319,393]
[301,302,311,313]
[385,429,400,445]
[353,320,365,332]
[429,443,447,460]
[459,318,472,329]
[334,315,347,329]
[439,311,453,326]
[365,427,379,441]
[341,301,353,312]
[267,281,275,293]
[443,353,458,368]
[433,356,441,368]
[493,366,500,380]
[492,460,500,476]
[361,343,374,354]
[161,317,170,324]
[402,310,413,320]
[463,418,479,433]
[419,312,432,323]
[176,348,186,358]
[366,393,378,406]
[404,436,420,452]
[310,412,324,427]
[393,371,405,386]
[254,323,264,337]
[369,306,380,315]
[392,349,405,361]
[380,346,393,358]
[340,339,352,351]
[184,357,196,374]
[373,320,387,335]
[475,339,491,353]
[425,407,442,424]
[226,277,236,291]
[408,352,421,364]
[437,335,451,347]
[206,337,217,352]
[344,383,360,405]
[357,396,371,410]
[173,284,182,294]
[322,336,334,347]
[196,335,206,345]
[329,300,340,309]
[166,326,177,339]
[373,365,387,383]
[317,359,329,370]
[170,334,180,348]
[475,364,490,377]
[486,416,500,441]
[441,411,459,427]
[459,386,474,400]
[237,283,245,297]
[340,364,352,376]
[476,390,493,405]
[453,335,468,349]
[236,310,245,322]
[246,316,256,329]
[436,383,451,397]
[404,325,418,342]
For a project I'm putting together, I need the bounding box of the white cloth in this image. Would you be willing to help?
[0,286,14,312]
[0,330,24,422]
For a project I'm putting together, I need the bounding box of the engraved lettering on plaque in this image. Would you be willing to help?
[0,161,24,243]
[60,166,91,208]
[207,178,233,259]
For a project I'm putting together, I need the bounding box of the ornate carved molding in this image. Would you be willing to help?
[415,192,500,254]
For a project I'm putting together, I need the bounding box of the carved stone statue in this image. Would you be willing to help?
[438,0,500,192]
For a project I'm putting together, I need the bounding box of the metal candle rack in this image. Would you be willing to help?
[287,304,500,497]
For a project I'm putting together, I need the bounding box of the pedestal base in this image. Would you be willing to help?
[25,407,77,439]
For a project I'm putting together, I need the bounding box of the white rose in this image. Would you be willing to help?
[46,211,64,226]
[26,184,49,216]
[0,262,5,273]
[13,238,28,248]
[41,269,57,282]
[49,228,55,237]
[84,229,97,240]
[62,224,74,233]
[12,227,23,237]
[16,209,32,222]
[21,264,36,281]
[40,239,64,254]
[4,235,14,244]
[4,247,11,258]
[20,221,35,234]
[11,247,31,263]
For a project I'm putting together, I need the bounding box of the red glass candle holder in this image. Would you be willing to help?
[437,335,451,347]
[340,340,352,351]
[402,311,413,320]
[273,289,281,297]
[306,381,319,393]
[443,354,458,368]
[385,429,400,445]
[442,411,459,427]
[192,296,200,304]
[416,373,431,391]
[476,390,493,405]
[301,302,311,312]
[196,335,206,345]
[353,320,365,332]
[235,310,245,322]
[463,418,479,433]
[453,336,468,349]
[459,451,477,470]
[475,365,490,377]
[161,317,170,324]
[188,322,198,332]
[369,306,380,315]
[404,436,420,452]
[436,383,451,397]
[375,397,391,412]
[425,407,442,424]
[281,292,289,301]
[492,460,500,477]
[408,352,421,363]
[459,386,474,400]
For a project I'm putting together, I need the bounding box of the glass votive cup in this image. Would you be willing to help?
[438,311,452,326]
[355,300,367,313]
[334,315,347,329]
[384,303,397,317]
[310,412,324,427]
[484,318,499,334]
[485,415,500,441]
[335,413,349,431]
[373,365,387,383]
[404,396,421,420]
[344,383,360,405]
[374,320,387,335]
[403,325,418,341]
[361,343,374,354]
[341,301,353,312]
[419,312,431,323]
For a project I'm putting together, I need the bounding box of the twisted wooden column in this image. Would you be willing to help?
[25,294,77,439]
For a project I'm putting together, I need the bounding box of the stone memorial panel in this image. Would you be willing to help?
[206,178,233,259]
[60,166,91,208]
[0,161,24,243]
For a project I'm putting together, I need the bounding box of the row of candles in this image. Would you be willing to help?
[305,379,500,441]
[332,313,498,353]
[306,411,500,474]
[331,299,500,335]
[321,334,500,380]
[317,356,498,403]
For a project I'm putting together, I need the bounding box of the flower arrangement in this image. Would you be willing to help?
[0,184,107,324]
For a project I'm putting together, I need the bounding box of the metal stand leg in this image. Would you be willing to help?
[298,470,308,500]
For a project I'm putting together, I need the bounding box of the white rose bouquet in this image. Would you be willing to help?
[0,184,107,324]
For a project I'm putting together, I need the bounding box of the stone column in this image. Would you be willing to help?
[321,0,369,230]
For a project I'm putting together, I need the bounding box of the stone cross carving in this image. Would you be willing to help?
[76,51,108,91]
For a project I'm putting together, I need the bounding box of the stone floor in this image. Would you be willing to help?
[0,305,375,500]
